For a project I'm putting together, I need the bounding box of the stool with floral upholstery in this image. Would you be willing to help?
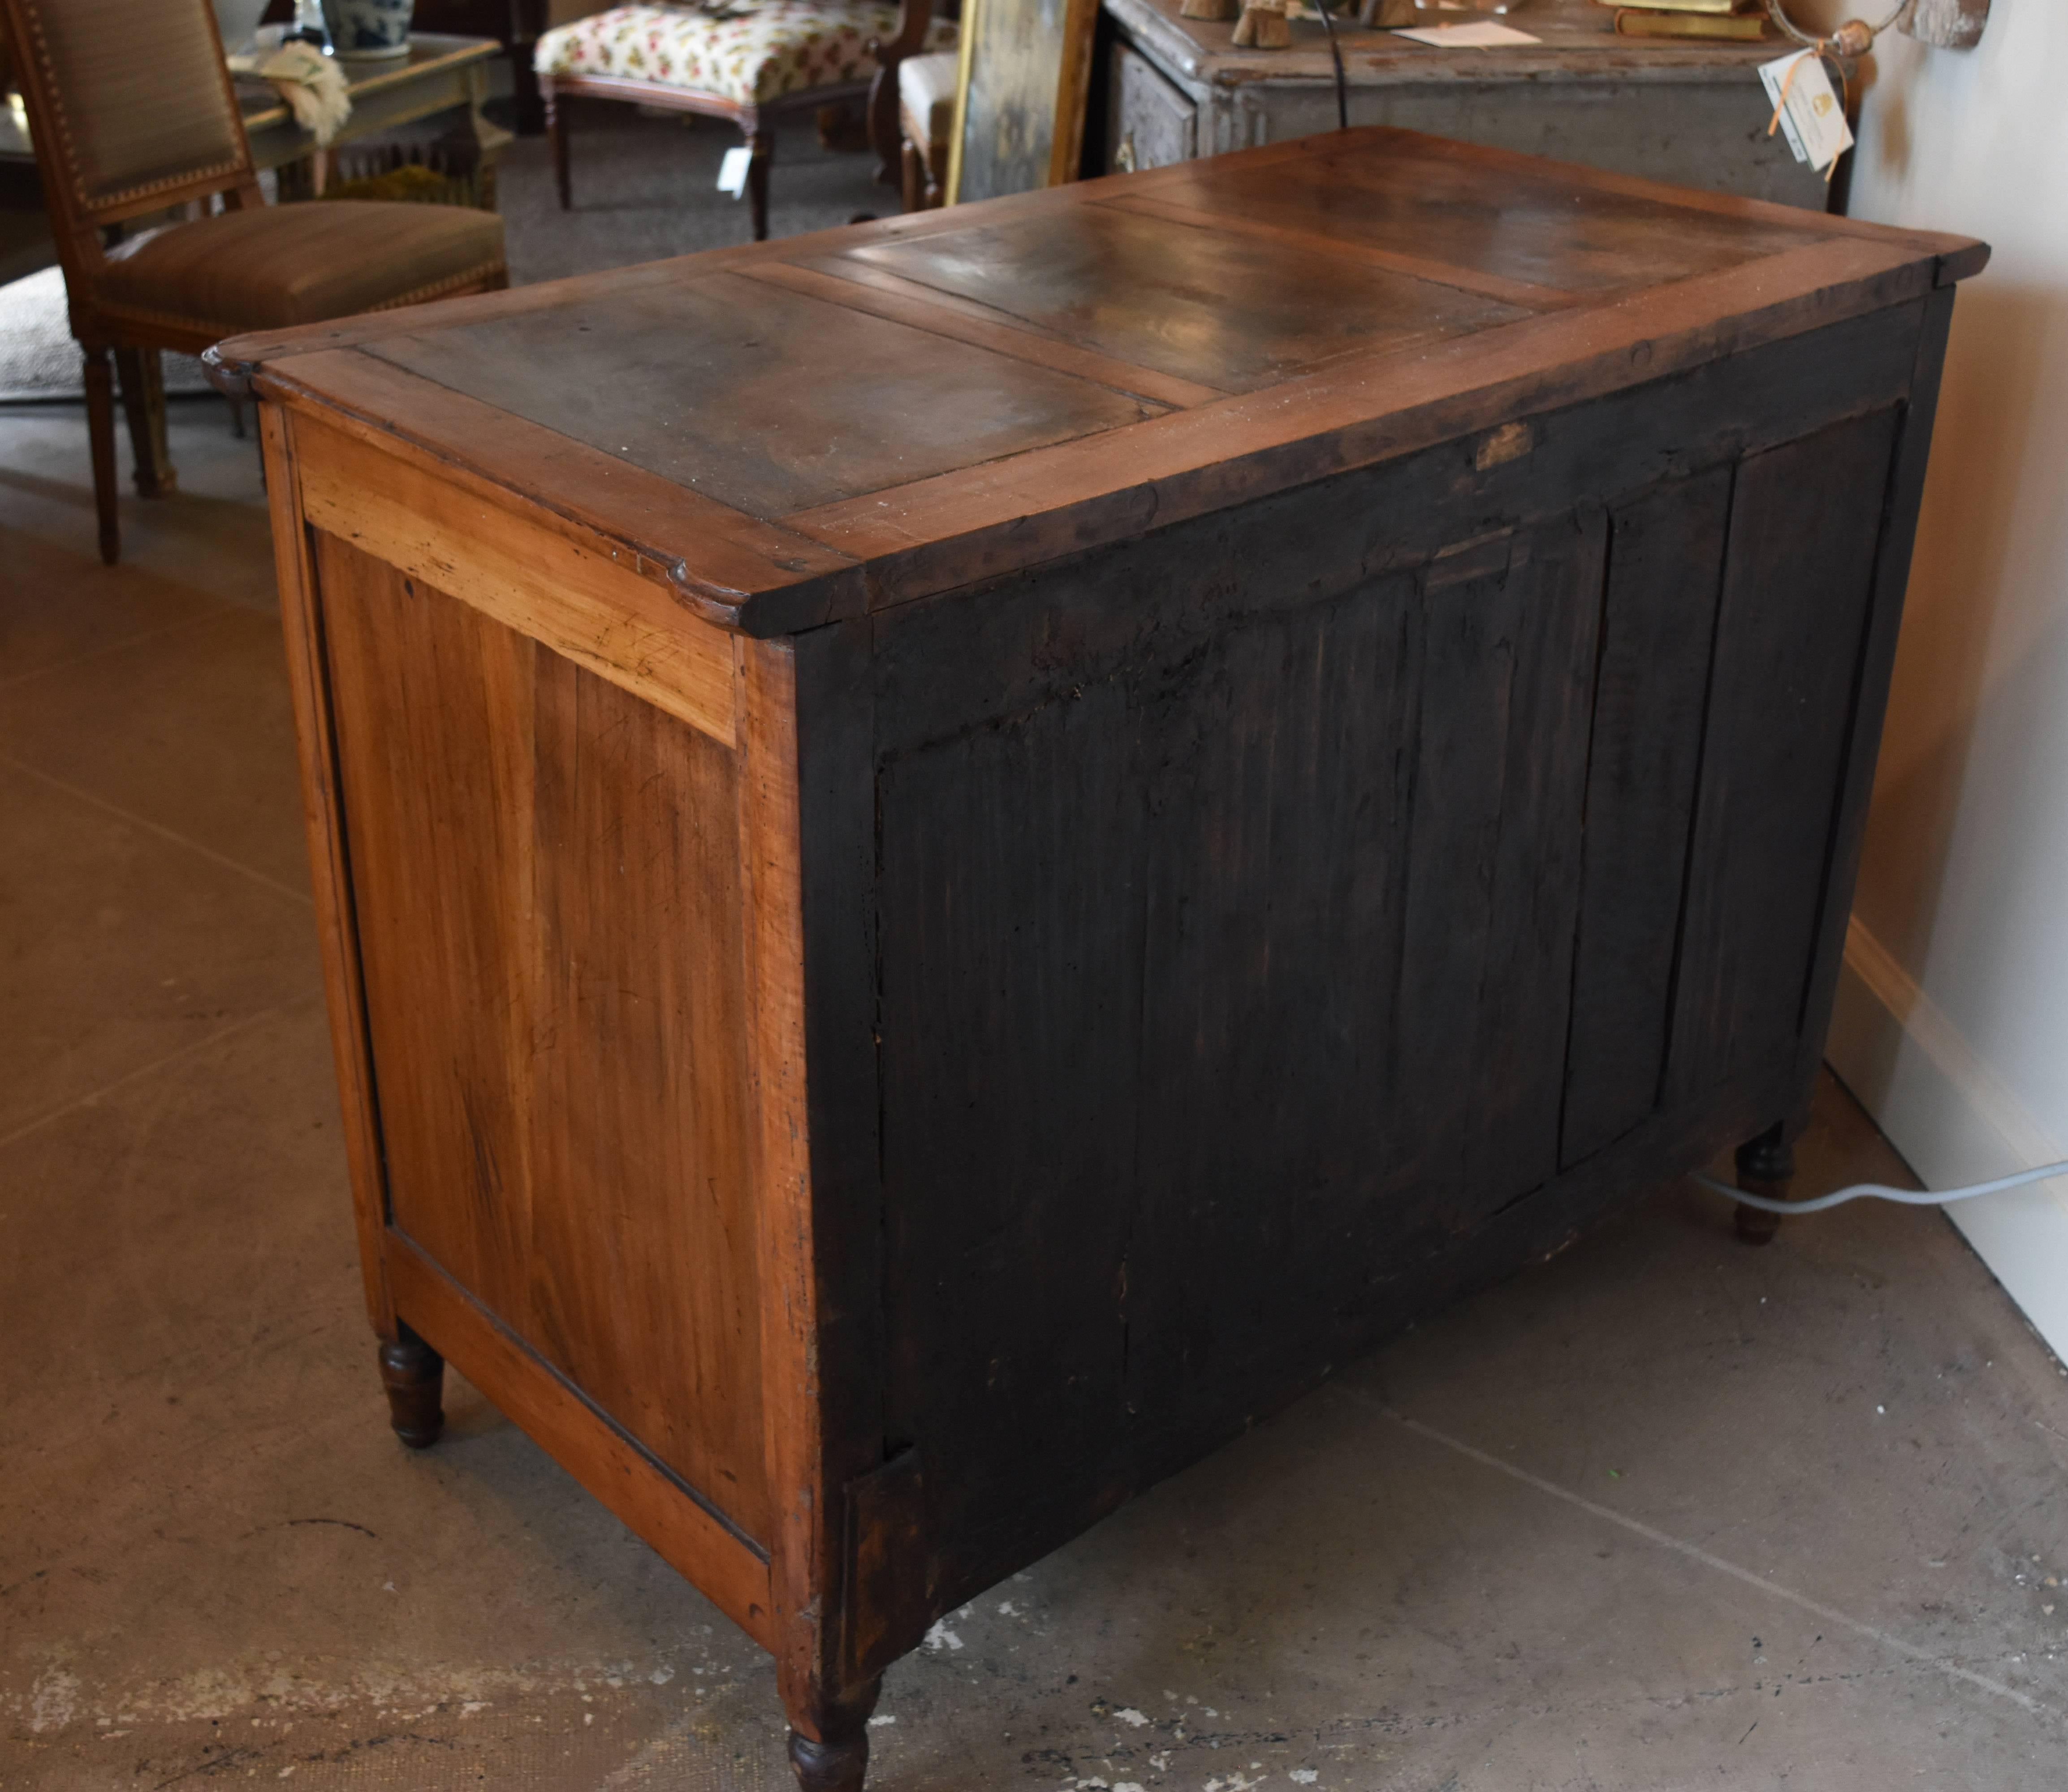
[536,0,957,241]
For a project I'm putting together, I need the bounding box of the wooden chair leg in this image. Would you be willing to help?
[866,60,900,187]
[1733,1122,1795,1245]
[114,346,177,499]
[924,133,947,208]
[82,346,121,566]
[545,85,572,210]
[378,1322,446,1448]
[747,127,774,242]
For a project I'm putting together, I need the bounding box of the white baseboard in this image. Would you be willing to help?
[1828,915,2068,1362]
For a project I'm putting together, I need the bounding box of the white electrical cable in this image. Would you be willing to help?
[1693,1161,2068,1216]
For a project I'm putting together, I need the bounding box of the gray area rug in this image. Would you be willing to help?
[0,103,887,402]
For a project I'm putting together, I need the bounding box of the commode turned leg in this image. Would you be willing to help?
[1733,1121,1796,1246]
[377,1322,446,1448]
[787,1676,881,1792]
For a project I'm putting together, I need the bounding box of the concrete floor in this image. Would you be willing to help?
[4,400,2068,1792]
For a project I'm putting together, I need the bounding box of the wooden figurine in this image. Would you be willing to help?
[1233,0,1293,45]
[209,129,1986,1787]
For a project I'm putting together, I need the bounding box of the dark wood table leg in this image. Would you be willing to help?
[1734,1121,1796,1245]
[378,1322,447,1447]
[787,1677,881,1791]
[114,347,177,499]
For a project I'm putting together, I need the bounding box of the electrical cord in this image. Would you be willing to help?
[1693,1159,2068,1216]
[1313,0,1349,131]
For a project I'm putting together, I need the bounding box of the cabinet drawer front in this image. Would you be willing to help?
[1108,42,1197,173]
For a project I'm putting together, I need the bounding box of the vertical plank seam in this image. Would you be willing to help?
[1554,504,1619,1172]
[1785,408,1908,1043]
[1653,459,1743,1111]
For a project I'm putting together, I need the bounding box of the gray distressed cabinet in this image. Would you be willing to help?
[1102,0,1833,209]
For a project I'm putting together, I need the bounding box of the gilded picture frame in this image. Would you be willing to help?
[946,0,1101,205]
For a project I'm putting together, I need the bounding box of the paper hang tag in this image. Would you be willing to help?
[1759,51,1854,179]
[717,145,753,198]
[1394,19,1542,44]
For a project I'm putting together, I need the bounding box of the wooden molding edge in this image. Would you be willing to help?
[385,1233,779,1648]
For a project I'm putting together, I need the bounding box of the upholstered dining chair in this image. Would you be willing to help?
[535,0,956,243]
[895,47,954,211]
[1,0,509,564]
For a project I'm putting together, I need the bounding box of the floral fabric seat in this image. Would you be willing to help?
[535,0,958,110]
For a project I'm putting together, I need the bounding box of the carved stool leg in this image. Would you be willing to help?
[545,85,571,210]
[787,1677,881,1792]
[747,128,775,242]
[1734,1122,1796,1246]
[378,1322,446,1448]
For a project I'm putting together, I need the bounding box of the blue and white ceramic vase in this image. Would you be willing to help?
[323,0,415,60]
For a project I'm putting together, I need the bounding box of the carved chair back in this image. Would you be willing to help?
[0,0,263,328]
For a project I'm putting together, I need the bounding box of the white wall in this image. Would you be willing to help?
[1818,0,2068,1356]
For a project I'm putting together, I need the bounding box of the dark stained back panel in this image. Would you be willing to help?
[1559,469,1733,1167]
[1666,408,1901,1102]
[872,510,1606,1559]
[864,391,1905,1603]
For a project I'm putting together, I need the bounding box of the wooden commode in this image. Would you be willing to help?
[211,130,1986,1789]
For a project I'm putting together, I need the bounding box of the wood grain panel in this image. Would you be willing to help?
[255,344,865,631]
[744,259,1222,409]
[1667,408,1902,1104]
[1560,470,1732,1167]
[525,650,768,1538]
[1095,191,1582,313]
[297,417,739,747]
[1332,126,1989,286]
[781,239,1934,615]
[1166,137,1820,297]
[320,531,539,1326]
[316,535,771,1541]
[360,269,1158,520]
[848,203,1528,394]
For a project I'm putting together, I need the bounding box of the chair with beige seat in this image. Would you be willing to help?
[895,47,954,210]
[0,0,509,564]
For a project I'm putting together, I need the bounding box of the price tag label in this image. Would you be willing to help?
[1759,51,1854,179]
[717,145,753,198]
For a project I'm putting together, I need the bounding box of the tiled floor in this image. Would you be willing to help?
[4,400,2066,1790]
